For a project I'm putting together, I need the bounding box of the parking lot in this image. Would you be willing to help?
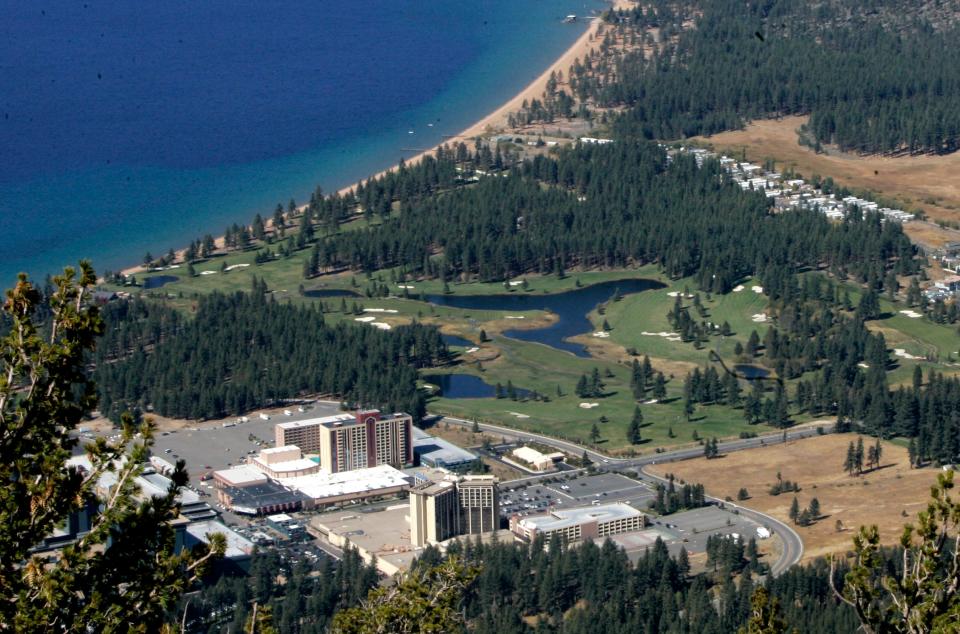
[149,401,342,483]
[617,505,769,561]
[498,472,656,518]
[499,471,771,563]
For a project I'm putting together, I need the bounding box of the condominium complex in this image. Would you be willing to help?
[409,475,500,547]
[510,503,646,543]
[274,410,413,473]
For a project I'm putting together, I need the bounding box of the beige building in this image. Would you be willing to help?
[511,446,565,472]
[250,445,320,479]
[275,410,413,473]
[409,475,499,547]
[409,481,460,547]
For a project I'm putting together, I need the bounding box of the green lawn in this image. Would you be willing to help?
[426,334,768,455]
[594,277,769,367]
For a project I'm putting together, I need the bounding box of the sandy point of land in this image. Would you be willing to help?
[647,433,941,562]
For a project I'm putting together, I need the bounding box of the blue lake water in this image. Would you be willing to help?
[141,274,178,289]
[422,373,529,400]
[0,0,601,283]
[424,279,665,357]
[733,364,771,379]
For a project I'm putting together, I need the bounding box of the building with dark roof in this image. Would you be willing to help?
[217,480,310,516]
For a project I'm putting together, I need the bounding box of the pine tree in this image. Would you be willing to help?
[844,441,856,476]
[653,372,667,400]
[808,497,821,519]
[589,423,601,444]
[789,497,800,524]
[627,406,643,445]
[0,265,224,629]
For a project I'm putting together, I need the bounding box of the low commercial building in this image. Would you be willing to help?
[510,503,646,543]
[213,464,269,489]
[280,463,412,507]
[312,506,420,577]
[251,445,320,479]
[510,446,564,472]
[217,480,310,516]
[412,427,477,472]
[265,513,308,540]
[179,519,254,573]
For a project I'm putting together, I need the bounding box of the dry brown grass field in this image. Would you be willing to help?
[694,116,960,249]
[647,433,940,561]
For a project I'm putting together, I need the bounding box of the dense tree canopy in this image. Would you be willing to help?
[598,0,960,154]
[94,292,447,421]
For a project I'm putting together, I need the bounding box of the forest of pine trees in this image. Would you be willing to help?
[186,535,863,633]
[93,292,447,421]
[597,0,960,154]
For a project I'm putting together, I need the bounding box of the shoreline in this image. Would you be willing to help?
[120,2,628,278]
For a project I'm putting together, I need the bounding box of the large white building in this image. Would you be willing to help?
[510,503,646,543]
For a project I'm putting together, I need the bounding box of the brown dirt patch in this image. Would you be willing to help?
[482,457,525,482]
[695,116,960,249]
[648,433,939,561]
[422,421,498,449]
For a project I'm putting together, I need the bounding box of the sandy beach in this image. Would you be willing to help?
[121,1,631,277]
[334,3,625,197]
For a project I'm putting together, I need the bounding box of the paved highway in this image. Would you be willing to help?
[437,414,822,574]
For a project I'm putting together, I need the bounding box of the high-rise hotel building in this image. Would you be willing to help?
[274,410,413,473]
[409,475,499,547]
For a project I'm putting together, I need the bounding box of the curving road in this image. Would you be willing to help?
[436,414,817,574]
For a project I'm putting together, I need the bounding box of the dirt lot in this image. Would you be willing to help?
[695,116,960,249]
[648,433,940,561]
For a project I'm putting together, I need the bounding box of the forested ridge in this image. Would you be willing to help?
[93,291,447,421]
[305,142,914,295]
[188,535,863,633]
[579,0,960,154]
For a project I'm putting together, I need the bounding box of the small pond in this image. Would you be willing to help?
[733,364,771,379]
[423,374,530,399]
[423,278,664,357]
[303,288,362,299]
[142,275,178,289]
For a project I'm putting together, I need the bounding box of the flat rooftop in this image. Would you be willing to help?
[313,504,421,572]
[224,480,308,514]
[275,413,355,430]
[215,464,268,487]
[253,456,319,474]
[184,520,254,559]
[518,503,642,533]
[412,480,456,497]
[281,464,412,501]
[412,427,477,467]
[260,445,302,456]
